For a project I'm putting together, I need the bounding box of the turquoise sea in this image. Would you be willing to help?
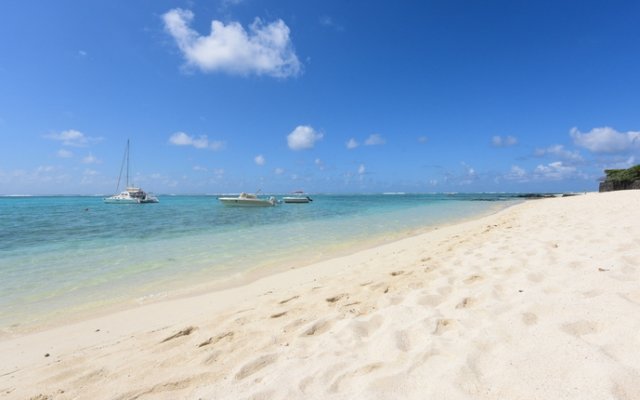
[0,193,520,334]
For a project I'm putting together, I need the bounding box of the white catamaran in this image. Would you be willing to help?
[103,140,159,204]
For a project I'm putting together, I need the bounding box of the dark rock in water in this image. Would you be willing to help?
[516,193,557,199]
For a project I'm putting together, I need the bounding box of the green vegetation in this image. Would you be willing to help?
[604,165,640,183]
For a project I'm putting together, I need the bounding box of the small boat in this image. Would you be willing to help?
[218,192,277,207]
[283,191,313,204]
[104,140,159,204]
[282,195,313,203]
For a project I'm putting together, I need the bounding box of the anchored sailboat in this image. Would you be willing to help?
[103,140,159,204]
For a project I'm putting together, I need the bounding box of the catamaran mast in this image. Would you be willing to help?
[126,139,130,188]
[115,139,129,193]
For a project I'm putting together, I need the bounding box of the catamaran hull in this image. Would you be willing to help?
[103,197,140,204]
[103,195,159,204]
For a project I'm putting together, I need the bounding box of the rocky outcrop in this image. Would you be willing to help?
[599,165,640,192]
[599,180,640,192]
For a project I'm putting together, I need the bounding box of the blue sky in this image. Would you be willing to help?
[1,0,639,195]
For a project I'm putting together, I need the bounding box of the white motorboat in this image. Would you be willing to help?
[282,195,313,203]
[104,140,159,204]
[218,192,277,207]
[283,191,313,204]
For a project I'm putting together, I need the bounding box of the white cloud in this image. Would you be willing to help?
[274,167,285,175]
[510,165,526,177]
[168,132,224,150]
[418,136,428,143]
[365,133,385,146]
[193,166,208,172]
[319,15,344,31]
[254,154,266,166]
[460,163,477,184]
[57,149,73,158]
[504,161,588,183]
[533,161,578,180]
[358,164,366,174]
[570,126,640,154]
[346,138,359,149]
[0,165,72,187]
[602,156,637,170]
[319,16,334,26]
[492,135,517,147]
[37,165,55,173]
[80,168,98,185]
[315,158,325,170]
[44,129,98,147]
[163,9,301,78]
[81,153,101,164]
[534,144,583,162]
[504,165,528,182]
[222,0,245,7]
[287,125,323,150]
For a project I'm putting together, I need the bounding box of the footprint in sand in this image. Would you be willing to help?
[395,330,411,352]
[246,390,275,400]
[124,378,193,398]
[349,315,383,338]
[423,265,436,273]
[329,363,383,392]
[527,273,544,283]
[302,319,333,337]
[326,293,348,303]
[561,320,600,337]
[620,291,640,305]
[197,331,234,348]
[464,275,483,284]
[279,295,299,304]
[202,350,222,365]
[73,367,109,387]
[161,326,197,343]
[437,286,453,296]
[455,297,475,309]
[582,290,603,298]
[521,312,538,325]
[418,294,446,307]
[433,319,456,335]
[298,375,315,393]
[235,354,279,380]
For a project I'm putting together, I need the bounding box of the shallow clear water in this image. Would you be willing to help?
[0,193,519,332]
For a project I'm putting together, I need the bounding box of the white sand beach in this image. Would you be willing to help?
[2,190,640,399]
